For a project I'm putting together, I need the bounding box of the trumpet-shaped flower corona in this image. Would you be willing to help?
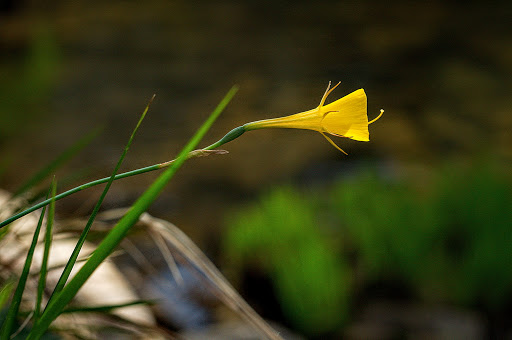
[243,82,383,154]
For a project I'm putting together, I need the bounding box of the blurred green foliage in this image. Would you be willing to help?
[223,161,512,334]
[334,164,512,308]
[0,281,15,310]
[431,164,512,307]
[223,187,350,335]
[0,26,59,140]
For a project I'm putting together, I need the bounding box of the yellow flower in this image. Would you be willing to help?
[243,81,383,154]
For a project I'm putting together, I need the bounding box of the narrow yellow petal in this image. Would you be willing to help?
[318,81,341,108]
[321,132,348,155]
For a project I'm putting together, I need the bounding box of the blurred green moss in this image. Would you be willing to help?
[223,187,350,335]
[333,163,512,308]
[223,161,512,335]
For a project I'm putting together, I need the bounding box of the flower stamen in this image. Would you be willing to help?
[369,109,384,125]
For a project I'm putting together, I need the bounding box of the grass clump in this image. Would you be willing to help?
[0,86,282,339]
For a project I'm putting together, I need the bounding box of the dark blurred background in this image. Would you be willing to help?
[1,0,511,338]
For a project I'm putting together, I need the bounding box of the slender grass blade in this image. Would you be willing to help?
[35,178,56,320]
[46,95,154,305]
[28,86,237,339]
[0,181,54,338]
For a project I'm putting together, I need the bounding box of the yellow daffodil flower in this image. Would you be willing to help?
[243,81,383,154]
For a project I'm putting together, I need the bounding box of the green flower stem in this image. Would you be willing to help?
[203,125,246,150]
[0,164,158,229]
[0,127,247,230]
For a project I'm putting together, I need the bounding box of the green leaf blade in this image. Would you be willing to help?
[35,178,57,320]
[28,86,237,339]
[47,95,154,304]
[0,181,55,339]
